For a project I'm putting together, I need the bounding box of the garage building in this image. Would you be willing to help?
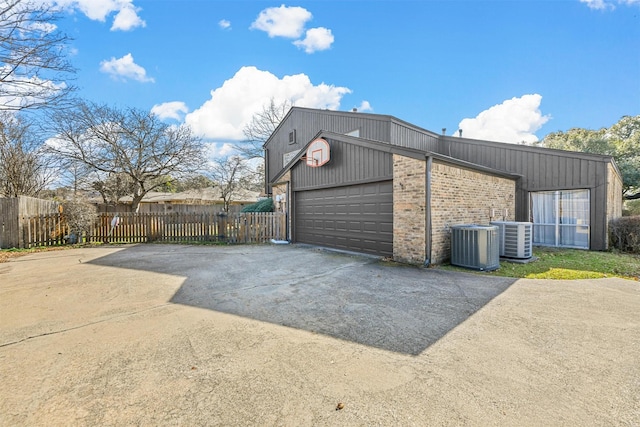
[265,107,622,265]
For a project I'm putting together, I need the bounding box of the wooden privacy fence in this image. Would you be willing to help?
[19,212,287,248]
[1,196,60,249]
[21,213,69,247]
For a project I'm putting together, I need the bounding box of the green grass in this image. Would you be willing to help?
[439,247,640,280]
[0,244,78,263]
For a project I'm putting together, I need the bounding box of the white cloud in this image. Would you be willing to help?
[111,3,146,31]
[250,5,334,54]
[293,27,334,53]
[29,21,58,34]
[356,101,373,112]
[99,53,154,83]
[219,19,231,30]
[151,101,189,121]
[580,0,640,9]
[205,142,237,159]
[457,94,550,144]
[0,66,67,110]
[580,0,611,9]
[250,5,312,38]
[185,66,351,141]
[48,0,145,31]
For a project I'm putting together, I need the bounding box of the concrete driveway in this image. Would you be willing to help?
[1,244,638,426]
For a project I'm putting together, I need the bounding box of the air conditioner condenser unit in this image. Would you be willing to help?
[450,224,500,271]
[490,221,533,259]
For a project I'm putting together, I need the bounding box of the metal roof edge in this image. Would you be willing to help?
[439,135,617,163]
[428,152,523,181]
[264,107,441,149]
[266,107,618,170]
[323,131,520,179]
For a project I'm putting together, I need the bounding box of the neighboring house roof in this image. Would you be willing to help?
[119,187,260,204]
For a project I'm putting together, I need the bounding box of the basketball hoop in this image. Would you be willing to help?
[305,138,330,167]
[301,156,319,166]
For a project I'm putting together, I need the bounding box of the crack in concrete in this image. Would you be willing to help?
[0,303,172,349]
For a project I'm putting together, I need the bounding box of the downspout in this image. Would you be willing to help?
[264,149,271,195]
[286,180,291,242]
[424,155,433,267]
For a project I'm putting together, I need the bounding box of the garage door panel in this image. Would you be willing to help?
[333,189,348,198]
[347,205,361,215]
[362,222,380,232]
[347,186,363,196]
[335,221,347,231]
[380,223,393,234]
[362,186,377,195]
[295,181,393,257]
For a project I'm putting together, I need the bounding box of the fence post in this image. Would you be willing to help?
[24,216,31,249]
[145,213,151,243]
[244,214,248,244]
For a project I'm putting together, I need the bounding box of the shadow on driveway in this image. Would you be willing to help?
[88,244,516,355]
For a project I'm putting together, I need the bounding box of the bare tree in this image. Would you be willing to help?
[55,161,138,205]
[90,172,137,205]
[57,159,96,196]
[207,156,259,213]
[61,197,97,243]
[46,101,205,211]
[168,174,214,192]
[236,98,291,159]
[0,0,75,111]
[0,111,54,196]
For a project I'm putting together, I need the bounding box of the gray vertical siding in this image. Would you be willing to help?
[266,108,440,186]
[265,108,393,185]
[291,138,393,191]
[389,121,440,152]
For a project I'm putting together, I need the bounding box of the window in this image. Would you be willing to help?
[288,130,296,144]
[530,189,590,249]
[283,150,299,166]
[345,128,360,137]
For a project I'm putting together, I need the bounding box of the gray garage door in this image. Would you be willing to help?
[294,181,393,257]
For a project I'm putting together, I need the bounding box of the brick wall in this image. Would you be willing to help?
[430,161,516,264]
[393,155,426,264]
[272,172,290,212]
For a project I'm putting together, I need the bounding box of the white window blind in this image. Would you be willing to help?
[530,189,590,249]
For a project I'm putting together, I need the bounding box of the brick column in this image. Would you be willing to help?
[393,155,427,265]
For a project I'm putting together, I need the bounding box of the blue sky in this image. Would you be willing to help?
[51,0,639,154]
